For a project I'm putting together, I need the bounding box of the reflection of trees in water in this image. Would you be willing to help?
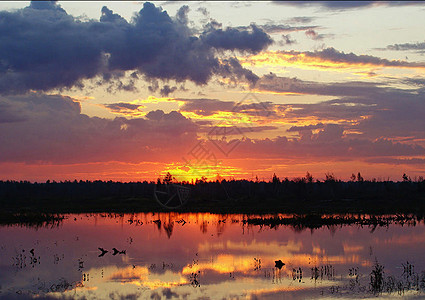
[127,214,233,238]
[216,220,226,237]
[1,213,64,228]
[200,221,208,234]
[121,213,424,238]
[163,222,174,239]
[244,214,423,232]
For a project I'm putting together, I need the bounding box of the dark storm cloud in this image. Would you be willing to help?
[29,0,65,12]
[0,93,198,164]
[100,2,270,85]
[201,24,272,54]
[100,6,127,24]
[0,1,272,95]
[218,57,260,86]
[0,2,102,94]
[175,5,190,25]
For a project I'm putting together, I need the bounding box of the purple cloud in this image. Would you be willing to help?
[0,93,198,164]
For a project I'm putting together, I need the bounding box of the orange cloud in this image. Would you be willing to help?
[240,48,425,72]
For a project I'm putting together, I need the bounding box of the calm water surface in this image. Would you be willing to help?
[1,213,425,299]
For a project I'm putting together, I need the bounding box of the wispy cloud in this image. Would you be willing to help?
[386,41,425,53]
[279,34,297,46]
[103,102,145,118]
[286,16,316,24]
[237,23,318,34]
[273,1,425,10]
[305,29,333,41]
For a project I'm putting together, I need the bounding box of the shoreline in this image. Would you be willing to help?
[2,201,424,229]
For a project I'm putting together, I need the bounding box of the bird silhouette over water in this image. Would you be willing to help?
[98,248,108,257]
[112,248,126,255]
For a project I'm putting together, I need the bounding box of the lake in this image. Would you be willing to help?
[1,213,424,299]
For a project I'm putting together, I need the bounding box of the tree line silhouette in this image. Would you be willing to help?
[1,172,424,214]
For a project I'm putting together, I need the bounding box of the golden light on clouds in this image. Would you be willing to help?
[180,111,252,124]
[132,96,180,105]
[240,50,425,73]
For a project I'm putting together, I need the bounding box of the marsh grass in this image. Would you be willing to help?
[366,260,425,296]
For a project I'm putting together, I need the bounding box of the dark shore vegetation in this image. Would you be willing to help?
[244,214,423,231]
[1,173,424,225]
[0,211,64,228]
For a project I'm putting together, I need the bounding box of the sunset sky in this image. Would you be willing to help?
[1,1,425,182]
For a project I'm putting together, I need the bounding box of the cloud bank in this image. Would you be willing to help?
[0,93,198,163]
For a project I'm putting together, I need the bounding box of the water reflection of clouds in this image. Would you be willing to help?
[198,239,302,258]
[1,213,425,299]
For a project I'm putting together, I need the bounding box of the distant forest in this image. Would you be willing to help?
[1,172,425,215]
